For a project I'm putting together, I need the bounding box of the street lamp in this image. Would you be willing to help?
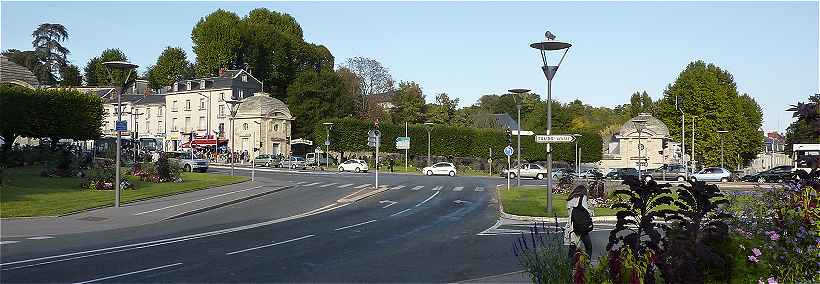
[632,118,648,181]
[223,98,242,176]
[323,122,334,169]
[571,134,582,175]
[103,61,138,208]
[691,115,697,173]
[509,88,530,188]
[717,130,729,169]
[196,92,212,150]
[424,122,434,166]
[531,31,571,213]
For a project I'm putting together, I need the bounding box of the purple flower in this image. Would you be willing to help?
[767,277,778,284]
[770,232,780,241]
[748,255,759,263]
[752,248,762,257]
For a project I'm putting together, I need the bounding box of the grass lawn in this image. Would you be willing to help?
[0,167,247,218]
[499,186,620,217]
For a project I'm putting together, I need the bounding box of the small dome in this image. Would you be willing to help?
[619,113,670,138]
[236,93,292,119]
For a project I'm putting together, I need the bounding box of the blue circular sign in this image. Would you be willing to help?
[504,146,514,156]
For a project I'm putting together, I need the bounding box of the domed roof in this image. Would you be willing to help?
[618,113,670,138]
[236,93,292,120]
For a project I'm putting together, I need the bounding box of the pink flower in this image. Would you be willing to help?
[770,232,780,241]
[752,248,762,257]
[748,255,759,263]
[767,277,778,284]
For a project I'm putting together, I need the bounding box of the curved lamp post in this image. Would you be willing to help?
[323,122,334,169]
[103,61,138,208]
[531,31,571,213]
[223,98,242,176]
[508,88,530,188]
[571,133,582,175]
[632,118,648,181]
[424,122,434,166]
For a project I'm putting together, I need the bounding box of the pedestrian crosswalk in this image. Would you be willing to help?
[294,181,488,193]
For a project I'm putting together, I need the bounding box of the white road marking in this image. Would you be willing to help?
[453,199,472,204]
[295,181,306,185]
[390,208,412,217]
[475,187,485,191]
[303,182,321,187]
[338,183,354,188]
[410,186,424,191]
[415,191,440,207]
[225,235,316,255]
[0,241,20,245]
[391,185,406,190]
[354,184,371,189]
[431,186,442,191]
[319,183,337,188]
[453,186,464,191]
[26,236,53,240]
[73,262,183,284]
[334,220,378,231]
[379,200,398,208]
[134,186,264,215]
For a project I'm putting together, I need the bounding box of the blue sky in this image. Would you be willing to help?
[2,1,818,132]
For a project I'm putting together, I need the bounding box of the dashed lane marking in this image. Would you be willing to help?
[319,183,337,188]
[390,208,412,217]
[475,187,485,191]
[225,235,316,255]
[431,186,442,191]
[453,186,464,191]
[354,184,371,189]
[26,236,53,240]
[303,182,321,187]
[334,220,378,231]
[0,241,20,245]
[338,183,354,188]
[410,186,424,191]
[391,185,406,190]
[73,262,184,284]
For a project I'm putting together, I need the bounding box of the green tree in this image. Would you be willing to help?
[785,94,820,151]
[59,64,81,86]
[83,49,129,86]
[145,47,194,90]
[0,84,34,157]
[425,93,459,125]
[656,60,763,169]
[343,57,394,115]
[83,57,101,86]
[286,70,354,139]
[1,49,49,85]
[391,81,425,124]
[31,23,70,85]
[191,9,242,77]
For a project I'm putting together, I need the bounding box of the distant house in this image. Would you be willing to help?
[471,113,533,135]
[367,91,396,110]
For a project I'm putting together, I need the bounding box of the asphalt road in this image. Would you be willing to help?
[1,168,612,283]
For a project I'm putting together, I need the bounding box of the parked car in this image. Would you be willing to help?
[645,164,689,182]
[338,159,369,173]
[166,151,209,172]
[577,168,604,179]
[741,165,795,183]
[606,168,639,180]
[279,156,307,169]
[253,155,280,167]
[501,163,549,180]
[551,168,575,180]
[306,152,338,166]
[690,167,732,182]
[422,162,457,177]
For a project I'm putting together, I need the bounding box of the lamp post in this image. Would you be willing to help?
[103,61,138,208]
[196,92,212,153]
[717,130,728,169]
[571,134,582,175]
[322,122,334,169]
[675,96,686,171]
[692,115,697,173]
[531,31,571,213]
[424,122,434,166]
[223,98,242,176]
[632,118,648,181]
[509,88,529,188]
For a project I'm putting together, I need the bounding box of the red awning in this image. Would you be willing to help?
[181,135,228,148]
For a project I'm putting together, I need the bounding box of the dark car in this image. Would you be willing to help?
[606,168,639,180]
[645,164,689,182]
[741,165,794,183]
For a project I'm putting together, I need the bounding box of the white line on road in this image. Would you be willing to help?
[410,186,424,191]
[303,182,321,187]
[452,186,464,191]
[26,236,53,240]
[0,241,20,245]
[391,185,406,190]
[389,208,412,217]
[431,186,442,191]
[415,191,440,207]
[319,183,337,188]
[338,183,354,188]
[295,181,306,185]
[72,262,183,284]
[225,235,316,255]
[334,220,378,231]
[379,200,398,208]
[134,186,264,215]
[354,184,371,189]
[475,187,485,191]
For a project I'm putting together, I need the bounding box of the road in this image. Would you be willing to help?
[1,168,612,283]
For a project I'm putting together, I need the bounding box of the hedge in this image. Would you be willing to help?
[313,118,602,163]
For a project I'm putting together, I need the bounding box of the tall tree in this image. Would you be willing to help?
[31,23,70,85]
[59,64,82,86]
[191,9,242,77]
[343,57,394,115]
[286,70,353,138]
[336,66,362,113]
[2,49,49,84]
[391,81,425,124]
[425,93,459,125]
[145,47,194,90]
[785,94,820,151]
[83,49,129,86]
[83,57,102,86]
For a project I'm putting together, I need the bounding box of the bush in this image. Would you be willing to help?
[155,153,182,182]
[513,220,573,283]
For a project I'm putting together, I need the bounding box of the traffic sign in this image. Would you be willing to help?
[630,156,649,161]
[115,120,127,132]
[504,146,514,157]
[535,135,575,143]
[396,136,410,150]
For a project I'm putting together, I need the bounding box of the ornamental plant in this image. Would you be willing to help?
[513,219,572,284]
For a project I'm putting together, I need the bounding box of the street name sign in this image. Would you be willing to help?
[535,135,575,144]
[629,156,649,161]
[116,120,127,132]
[396,136,410,150]
[504,146,514,156]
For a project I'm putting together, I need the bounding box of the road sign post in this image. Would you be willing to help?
[504,146,514,191]
[535,135,576,144]
[368,129,381,190]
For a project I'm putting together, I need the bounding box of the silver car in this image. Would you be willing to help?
[502,163,549,180]
[690,167,732,183]
[279,156,307,169]
[167,151,209,172]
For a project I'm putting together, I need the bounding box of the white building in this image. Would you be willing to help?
[600,113,677,172]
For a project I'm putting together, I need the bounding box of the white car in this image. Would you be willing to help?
[338,159,368,173]
[690,167,732,183]
[422,162,457,177]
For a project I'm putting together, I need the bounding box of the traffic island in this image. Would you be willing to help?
[497,186,619,222]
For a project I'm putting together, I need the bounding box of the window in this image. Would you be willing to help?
[186,82,191,90]
[158,121,163,133]
[185,100,191,111]
[147,108,151,118]
[185,117,191,132]
[218,123,225,135]
[242,74,247,82]
[172,118,178,131]
[158,106,164,116]
[200,98,206,110]
[173,83,178,92]
[218,105,225,117]
[199,116,206,130]
[242,123,249,131]
[172,101,178,112]
[273,123,278,132]
[238,89,244,98]
[200,80,205,90]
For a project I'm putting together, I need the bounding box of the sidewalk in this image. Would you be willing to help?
[0,178,291,238]
[458,270,530,283]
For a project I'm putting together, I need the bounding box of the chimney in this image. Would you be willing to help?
[219,67,226,76]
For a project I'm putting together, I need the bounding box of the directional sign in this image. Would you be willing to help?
[535,135,575,144]
[630,156,649,161]
[396,136,410,150]
[504,146,514,157]
[324,139,331,146]
[115,120,127,132]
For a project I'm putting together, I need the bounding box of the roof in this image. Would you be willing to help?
[236,93,292,120]
[367,91,395,105]
[618,113,670,138]
[105,94,145,104]
[135,95,166,105]
[0,55,40,88]
[168,69,261,94]
[472,113,520,130]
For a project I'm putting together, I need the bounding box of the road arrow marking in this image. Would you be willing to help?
[379,200,398,208]
[431,186,442,191]
[391,185,406,190]
[415,191,440,207]
[453,199,472,205]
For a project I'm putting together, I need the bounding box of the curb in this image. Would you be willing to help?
[495,184,618,224]
[163,185,293,220]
